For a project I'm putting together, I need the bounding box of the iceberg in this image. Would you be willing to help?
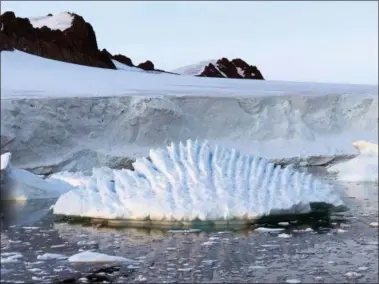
[1,152,75,201]
[53,140,344,222]
[328,140,378,183]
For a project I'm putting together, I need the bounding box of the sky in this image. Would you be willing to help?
[1,1,378,85]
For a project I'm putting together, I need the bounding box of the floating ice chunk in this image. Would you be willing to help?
[352,140,378,155]
[293,227,314,233]
[1,252,23,263]
[278,233,292,238]
[2,167,76,200]
[37,253,67,260]
[68,251,134,263]
[53,140,344,221]
[328,140,378,182]
[344,271,362,279]
[369,222,378,227]
[1,152,11,171]
[254,227,285,233]
[286,279,301,284]
[167,229,201,233]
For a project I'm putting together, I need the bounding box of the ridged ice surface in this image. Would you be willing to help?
[53,140,344,221]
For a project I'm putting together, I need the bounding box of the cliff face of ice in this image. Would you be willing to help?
[1,93,377,174]
[1,50,378,173]
[53,140,344,221]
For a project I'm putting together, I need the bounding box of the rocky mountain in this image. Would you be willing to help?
[0,11,160,72]
[1,11,264,79]
[0,11,115,69]
[172,58,264,80]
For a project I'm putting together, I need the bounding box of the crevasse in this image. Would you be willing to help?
[53,140,344,221]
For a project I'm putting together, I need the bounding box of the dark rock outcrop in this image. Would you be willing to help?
[199,57,264,80]
[112,54,133,67]
[137,60,154,71]
[0,11,116,69]
[0,11,263,78]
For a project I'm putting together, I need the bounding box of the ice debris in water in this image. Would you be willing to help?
[53,139,344,221]
[1,152,11,171]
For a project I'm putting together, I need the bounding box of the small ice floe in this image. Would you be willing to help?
[369,222,378,227]
[135,275,147,282]
[260,244,280,248]
[208,236,220,241]
[278,222,290,226]
[1,152,11,171]
[357,266,369,271]
[293,227,314,233]
[167,229,201,233]
[68,251,134,263]
[128,264,140,269]
[50,244,66,248]
[248,265,266,269]
[314,276,323,281]
[1,252,23,263]
[340,223,351,228]
[336,228,347,234]
[37,253,68,260]
[344,271,362,278]
[254,227,285,233]
[278,233,292,239]
[285,279,301,283]
[77,240,98,246]
[201,241,217,246]
[28,268,42,272]
[178,267,193,272]
[201,260,217,265]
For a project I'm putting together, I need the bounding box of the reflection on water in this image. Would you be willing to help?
[0,198,57,229]
[0,172,377,284]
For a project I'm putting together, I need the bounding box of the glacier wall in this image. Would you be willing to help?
[53,140,344,221]
[1,92,377,173]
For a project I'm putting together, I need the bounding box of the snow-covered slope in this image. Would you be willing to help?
[328,141,378,182]
[170,60,217,76]
[28,12,73,31]
[111,59,145,73]
[53,140,344,221]
[1,50,377,173]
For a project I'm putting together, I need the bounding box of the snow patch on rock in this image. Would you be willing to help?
[29,12,73,31]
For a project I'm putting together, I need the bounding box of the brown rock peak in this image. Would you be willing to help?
[137,60,155,71]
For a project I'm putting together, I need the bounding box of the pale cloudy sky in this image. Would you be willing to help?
[2,1,378,84]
